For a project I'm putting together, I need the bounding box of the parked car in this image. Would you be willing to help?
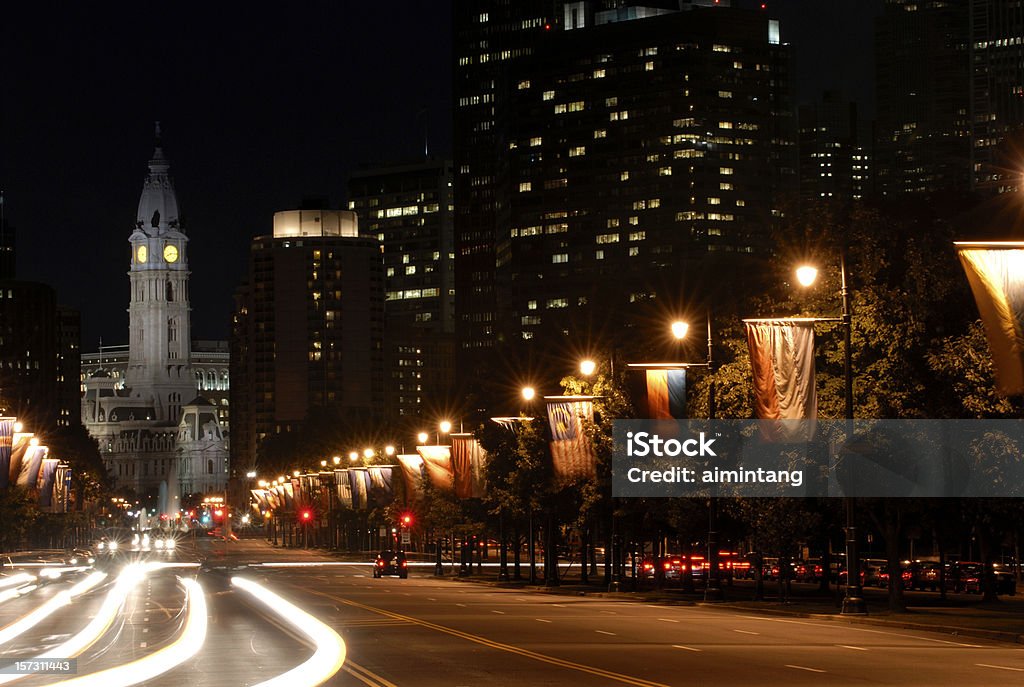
[373,550,408,579]
[908,561,942,591]
[952,562,1017,595]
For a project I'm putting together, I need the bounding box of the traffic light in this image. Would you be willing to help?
[401,513,413,526]
[300,510,312,522]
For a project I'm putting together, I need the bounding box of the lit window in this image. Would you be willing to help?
[596,233,620,244]
[593,69,606,78]
[530,137,543,146]
[629,247,639,256]
[569,146,586,157]
[629,231,646,241]
[527,300,538,310]
[595,250,605,260]
[568,101,585,112]
[645,61,654,71]
[405,266,416,275]
[719,121,733,129]
[718,90,733,98]
[518,80,530,90]
[594,129,607,139]
[708,197,721,205]
[519,182,532,192]
[629,216,639,225]
[546,298,568,308]
[543,90,555,101]
[620,171,629,181]
[720,167,734,175]
[605,96,618,107]
[552,253,569,264]
[659,167,672,176]
[555,103,567,114]
[720,182,734,190]
[607,218,620,228]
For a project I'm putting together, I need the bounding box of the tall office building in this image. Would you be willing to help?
[230,209,384,470]
[55,305,80,428]
[347,160,456,421]
[0,281,58,428]
[455,1,794,355]
[798,92,872,204]
[0,194,13,280]
[875,0,1024,196]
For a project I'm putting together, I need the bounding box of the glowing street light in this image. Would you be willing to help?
[320,460,328,468]
[439,420,452,434]
[332,455,341,466]
[363,448,375,459]
[348,451,359,463]
[245,471,257,479]
[417,432,429,444]
[292,470,300,478]
[795,264,819,288]
[521,386,536,401]
[579,359,596,376]
[671,320,690,340]
[384,445,395,457]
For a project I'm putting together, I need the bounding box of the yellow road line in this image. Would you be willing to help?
[343,661,399,687]
[296,587,669,687]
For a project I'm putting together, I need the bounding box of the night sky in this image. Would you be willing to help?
[2,1,880,348]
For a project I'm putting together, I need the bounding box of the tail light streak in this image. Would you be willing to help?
[0,572,106,647]
[231,576,346,687]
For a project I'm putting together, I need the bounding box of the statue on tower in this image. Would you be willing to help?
[151,209,160,228]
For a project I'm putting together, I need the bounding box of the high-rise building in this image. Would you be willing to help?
[82,127,228,501]
[455,1,794,356]
[875,0,1024,196]
[798,92,872,204]
[347,159,455,421]
[55,305,80,428]
[0,193,13,280]
[230,209,384,470]
[0,281,57,428]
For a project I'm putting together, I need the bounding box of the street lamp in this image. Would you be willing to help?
[246,471,257,479]
[332,455,341,466]
[671,320,690,341]
[363,448,375,460]
[579,359,597,376]
[384,445,395,457]
[417,432,429,445]
[320,460,327,468]
[348,451,359,463]
[439,420,452,434]
[521,386,536,401]
[795,255,865,614]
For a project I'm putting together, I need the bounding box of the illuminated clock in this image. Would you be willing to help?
[163,244,179,263]
[136,245,148,264]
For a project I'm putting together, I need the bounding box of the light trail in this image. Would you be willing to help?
[43,577,207,687]
[232,576,346,687]
[0,564,148,685]
[0,574,36,590]
[0,572,106,646]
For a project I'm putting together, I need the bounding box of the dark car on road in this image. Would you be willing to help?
[373,550,408,578]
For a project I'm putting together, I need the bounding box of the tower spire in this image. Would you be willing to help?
[152,121,165,162]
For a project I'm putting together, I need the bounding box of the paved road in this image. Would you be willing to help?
[1,539,1022,686]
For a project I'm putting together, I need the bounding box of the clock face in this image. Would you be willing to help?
[163,244,179,263]
[136,245,147,264]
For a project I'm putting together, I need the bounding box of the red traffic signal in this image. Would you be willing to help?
[301,510,312,521]
[401,513,413,526]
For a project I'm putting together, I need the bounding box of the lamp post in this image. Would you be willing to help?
[520,385,539,585]
[671,316,722,601]
[796,253,866,614]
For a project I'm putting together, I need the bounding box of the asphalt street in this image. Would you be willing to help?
[1,538,1022,686]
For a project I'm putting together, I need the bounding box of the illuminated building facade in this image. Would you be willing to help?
[876,0,1024,195]
[347,159,455,421]
[455,2,793,347]
[82,129,229,500]
[798,92,872,204]
[230,209,384,471]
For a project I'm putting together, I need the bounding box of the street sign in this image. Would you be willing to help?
[379,526,387,537]
[402,531,411,545]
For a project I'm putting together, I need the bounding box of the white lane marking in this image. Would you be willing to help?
[837,645,868,651]
[657,618,680,623]
[140,642,147,648]
[456,603,466,607]
[427,597,436,601]
[552,604,566,608]
[786,665,826,673]
[672,645,702,652]
[733,629,760,635]
[536,619,552,623]
[492,610,505,615]
[600,610,617,615]
[737,615,984,647]
[976,664,1024,672]
[596,630,616,636]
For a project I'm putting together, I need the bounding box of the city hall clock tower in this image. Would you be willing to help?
[125,122,194,424]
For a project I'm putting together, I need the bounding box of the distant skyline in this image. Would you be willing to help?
[2,1,880,347]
